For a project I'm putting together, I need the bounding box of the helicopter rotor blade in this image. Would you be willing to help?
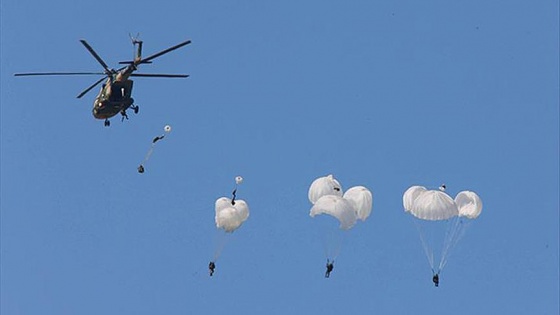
[14,72,106,76]
[130,73,189,78]
[77,76,107,99]
[137,40,191,64]
[80,40,112,73]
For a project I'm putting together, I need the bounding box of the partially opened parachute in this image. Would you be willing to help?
[215,197,249,233]
[211,176,250,267]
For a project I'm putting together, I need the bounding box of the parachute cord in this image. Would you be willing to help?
[140,144,156,167]
[414,220,435,271]
[213,229,232,262]
[138,131,167,173]
[319,221,345,261]
[439,218,471,272]
[438,217,460,272]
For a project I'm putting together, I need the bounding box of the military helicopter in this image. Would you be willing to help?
[15,36,190,126]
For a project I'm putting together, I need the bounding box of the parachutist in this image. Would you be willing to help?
[152,135,165,143]
[137,164,145,173]
[433,273,439,287]
[209,261,216,276]
[325,260,334,278]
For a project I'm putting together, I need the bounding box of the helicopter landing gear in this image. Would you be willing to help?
[131,104,139,114]
[121,109,129,122]
[104,119,110,127]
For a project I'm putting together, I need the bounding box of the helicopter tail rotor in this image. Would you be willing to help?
[128,33,143,63]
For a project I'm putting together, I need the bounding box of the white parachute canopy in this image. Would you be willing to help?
[455,191,483,219]
[343,186,373,221]
[410,190,458,221]
[310,195,357,230]
[215,197,249,233]
[308,174,343,204]
[403,186,483,221]
[308,175,373,229]
[403,185,428,213]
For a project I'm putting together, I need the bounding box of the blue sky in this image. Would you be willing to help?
[1,0,558,314]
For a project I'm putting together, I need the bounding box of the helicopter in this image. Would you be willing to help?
[15,36,191,126]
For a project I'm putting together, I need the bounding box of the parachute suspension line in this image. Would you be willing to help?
[320,222,345,261]
[414,219,435,272]
[212,229,232,262]
[438,218,471,272]
[438,217,460,273]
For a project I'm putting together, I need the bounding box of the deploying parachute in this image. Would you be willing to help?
[309,174,373,276]
[138,124,172,173]
[215,197,249,233]
[210,176,249,276]
[403,185,482,286]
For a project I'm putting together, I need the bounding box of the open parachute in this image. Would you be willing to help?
[404,185,482,221]
[309,174,373,230]
[403,185,482,282]
[308,174,373,271]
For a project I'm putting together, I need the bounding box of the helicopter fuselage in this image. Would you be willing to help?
[92,74,134,119]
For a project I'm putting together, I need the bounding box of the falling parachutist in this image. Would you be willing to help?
[138,125,172,173]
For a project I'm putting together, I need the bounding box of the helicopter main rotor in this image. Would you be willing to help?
[14,38,191,99]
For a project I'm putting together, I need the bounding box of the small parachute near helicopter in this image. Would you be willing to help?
[137,124,172,173]
[403,184,482,287]
[308,174,373,277]
[210,176,249,276]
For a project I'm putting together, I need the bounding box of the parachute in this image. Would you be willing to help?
[215,197,249,233]
[456,191,483,219]
[410,189,458,221]
[309,174,373,262]
[137,124,172,173]
[308,174,343,204]
[211,176,250,272]
[310,195,357,230]
[344,186,373,221]
[403,185,482,281]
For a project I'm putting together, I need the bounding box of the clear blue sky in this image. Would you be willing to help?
[1,1,558,314]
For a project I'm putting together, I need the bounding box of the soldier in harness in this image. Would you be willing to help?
[325,260,334,278]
